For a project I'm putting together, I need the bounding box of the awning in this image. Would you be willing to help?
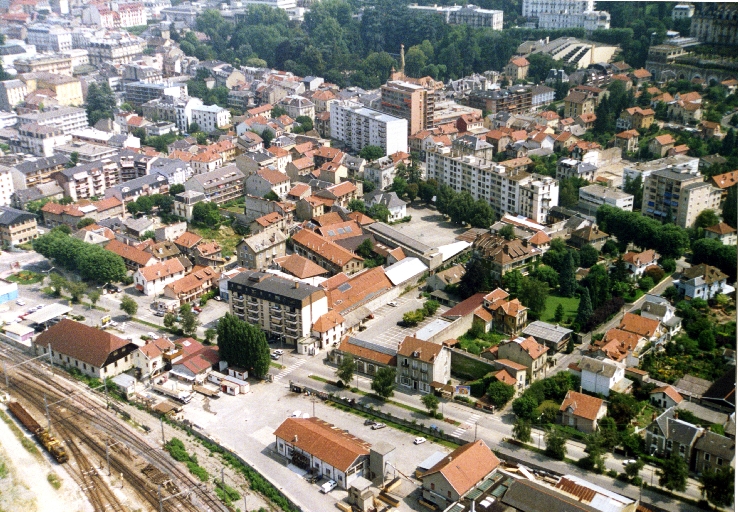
[26,303,72,324]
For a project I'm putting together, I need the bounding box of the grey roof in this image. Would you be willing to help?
[677,401,729,427]
[18,106,87,123]
[239,229,286,253]
[0,206,36,226]
[14,154,70,174]
[108,173,167,194]
[59,160,113,178]
[674,374,713,398]
[364,191,405,210]
[651,168,702,182]
[694,431,736,460]
[522,321,572,343]
[579,356,619,378]
[228,270,323,301]
[365,222,432,254]
[187,164,244,188]
[124,216,154,233]
[150,157,190,178]
[654,407,702,445]
[502,479,600,512]
[12,182,64,204]
[453,135,492,151]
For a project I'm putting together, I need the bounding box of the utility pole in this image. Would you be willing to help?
[48,349,53,375]
[221,467,225,487]
[104,378,109,410]
[106,440,111,476]
[158,484,163,512]
[2,360,8,390]
[43,393,50,430]
[160,416,165,446]
[474,423,478,441]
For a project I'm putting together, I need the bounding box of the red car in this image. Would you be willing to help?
[193,306,202,313]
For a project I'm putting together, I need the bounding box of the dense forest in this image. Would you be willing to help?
[177,0,692,90]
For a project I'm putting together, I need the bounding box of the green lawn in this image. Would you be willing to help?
[191,225,241,259]
[541,295,579,323]
[6,271,44,285]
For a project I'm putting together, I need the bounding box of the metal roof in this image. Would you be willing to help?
[26,303,73,324]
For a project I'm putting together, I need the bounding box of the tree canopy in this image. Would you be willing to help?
[216,313,271,378]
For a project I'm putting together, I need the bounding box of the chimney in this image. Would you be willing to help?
[293,435,298,442]
[674,411,678,420]
[294,281,299,289]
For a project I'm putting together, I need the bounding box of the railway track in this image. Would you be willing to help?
[1,345,228,512]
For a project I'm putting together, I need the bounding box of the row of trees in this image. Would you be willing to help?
[436,184,496,228]
[32,228,127,284]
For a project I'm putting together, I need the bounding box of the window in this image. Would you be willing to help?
[431,483,435,491]
[717,458,723,466]
[704,453,710,461]
[679,445,685,455]
[447,491,452,499]
[667,440,673,450]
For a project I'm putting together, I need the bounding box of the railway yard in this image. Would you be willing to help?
[0,342,233,512]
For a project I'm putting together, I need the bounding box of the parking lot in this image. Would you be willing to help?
[390,204,467,248]
[361,295,450,350]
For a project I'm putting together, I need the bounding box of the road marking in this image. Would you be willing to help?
[274,359,306,381]
[451,413,480,437]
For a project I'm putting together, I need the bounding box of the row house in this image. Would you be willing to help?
[40,197,124,228]
[106,239,157,271]
[291,229,364,276]
[133,259,186,296]
[163,266,221,305]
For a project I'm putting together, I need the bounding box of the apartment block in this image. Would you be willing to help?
[0,167,14,207]
[54,160,120,202]
[0,80,28,111]
[26,24,73,52]
[87,33,146,66]
[0,206,38,247]
[330,100,408,156]
[537,10,610,30]
[578,184,634,212]
[18,106,89,135]
[125,81,187,107]
[427,148,558,223]
[21,72,84,107]
[380,80,436,135]
[623,154,698,184]
[191,104,231,132]
[642,167,722,228]
[408,4,503,29]
[184,165,245,205]
[467,86,532,115]
[11,124,72,157]
[142,95,203,131]
[522,0,594,18]
[10,154,69,190]
[236,230,287,270]
[228,270,328,346]
[14,54,73,76]
[690,3,738,47]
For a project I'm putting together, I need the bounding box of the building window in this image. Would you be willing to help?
[705,453,710,461]
[431,483,435,491]
[447,491,452,499]
[667,440,673,450]
[717,458,723,466]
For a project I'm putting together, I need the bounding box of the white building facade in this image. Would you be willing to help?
[331,100,408,156]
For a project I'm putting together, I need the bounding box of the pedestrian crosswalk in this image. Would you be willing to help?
[273,359,306,381]
[451,413,480,437]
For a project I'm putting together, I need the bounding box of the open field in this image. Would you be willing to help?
[541,295,579,324]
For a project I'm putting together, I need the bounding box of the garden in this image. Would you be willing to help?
[6,271,45,285]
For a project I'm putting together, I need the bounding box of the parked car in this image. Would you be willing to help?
[320,480,337,493]
[622,459,638,466]
[291,410,302,418]
[414,437,427,445]
[364,419,376,426]
[193,306,202,312]
[147,332,157,339]
[387,301,398,307]
[371,423,386,430]
[154,311,165,317]
[15,299,25,306]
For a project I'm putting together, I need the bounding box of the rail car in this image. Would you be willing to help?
[6,401,68,463]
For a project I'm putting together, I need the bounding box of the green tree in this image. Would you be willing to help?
[624,459,644,481]
[609,393,639,427]
[502,269,525,297]
[356,238,374,259]
[723,185,736,228]
[700,466,734,509]
[163,312,177,329]
[359,145,384,162]
[65,151,79,168]
[421,393,440,416]
[558,251,577,297]
[86,82,117,126]
[554,303,565,322]
[367,203,391,222]
[371,367,396,399]
[695,209,720,229]
[87,290,101,309]
[575,288,593,329]
[698,329,716,351]
[180,304,199,336]
[486,381,515,409]
[519,278,548,315]
[579,244,599,268]
[169,184,185,196]
[405,183,418,202]
[271,106,288,117]
[205,328,217,344]
[192,202,222,227]
[390,176,407,198]
[658,452,689,492]
[418,180,437,204]
[580,432,607,473]
[76,217,96,229]
[120,296,138,317]
[544,428,567,460]
[140,230,156,241]
[498,225,516,240]
[65,280,87,303]
[533,265,559,289]
[459,256,493,298]
[512,395,538,420]
[348,199,366,213]
[623,174,643,210]
[512,418,532,443]
[336,353,355,385]
[216,313,270,378]
[264,190,280,201]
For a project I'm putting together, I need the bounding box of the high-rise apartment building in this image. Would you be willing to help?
[642,167,722,228]
[380,81,436,135]
[467,86,533,115]
[125,81,187,107]
[427,147,558,224]
[26,24,73,52]
[408,4,503,29]
[18,107,89,135]
[330,100,408,156]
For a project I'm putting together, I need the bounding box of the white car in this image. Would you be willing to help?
[147,332,157,339]
[291,410,302,418]
[320,480,337,493]
[622,459,638,466]
[15,299,25,306]
[387,301,398,307]
[414,437,426,445]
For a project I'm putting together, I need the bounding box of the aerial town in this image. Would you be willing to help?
[0,0,735,511]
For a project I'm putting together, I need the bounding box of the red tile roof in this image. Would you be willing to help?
[174,231,203,249]
[651,385,683,404]
[105,239,155,267]
[312,310,345,333]
[560,390,605,421]
[292,229,363,268]
[35,319,134,368]
[619,313,660,338]
[138,258,185,282]
[275,254,328,279]
[422,440,500,496]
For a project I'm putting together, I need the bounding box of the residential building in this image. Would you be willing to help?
[675,264,729,301]
[133,337,175,380]
[380,80,436,135]
[645,407,703,461]
[274,254,329,280]
[40,197,123,228]
[34,319,137,379]
[10,154,69,191]
[467,87,532,115]
[472,234,542,282]
[184,165,245,205]
[642,166,721,228]
[106,239,157,270]
[704,223,737,245]
[55,141,119,164]
[578,356,629,397]
[497,336,549,382]
[0,167,14,207]
[191,104,231,132]
[505,57,530,81]
[693,430,736,475]
[54,160,120,202]
[330,101,408,156]
[578,184,634,213]
[13,54,73,76]
[280,95,314,121]
[125,81,187,108]
[86,33,146,67]
[556,158,596,182]
[522,321,572,353]
[651,385,684,410]
[228,270,329,347]
[245,169,291,200]
[169,337,220,384]
[363,191,406,222]
[408,4,503,29]
[310,310,346,348]
[617,107,655,130]
[641,294,682,339]
[537,10,611,30]
[624,154,699,183]
[163,266,221,305]
[11,124,71,157]
[426,148,558,224]
[673,3,695,19]
[22,72,83,107]
[292,229,364,276]
[649,134,676,157]
[563,91,595,119]
[142,95,203,132]
[133,259,186,296]
[17,107,88,135]
[559,390,607,433]
[236,230,287,270]
[622,249,659,278]
[420,440,500,510]
[0,80,28,110]
[614,129,640,153]
[0,206,37,247]
[26,24,73,52]
[396,336,451,394]
[478,288,529,336]
[690,4,738,47]
[274,418,370,490]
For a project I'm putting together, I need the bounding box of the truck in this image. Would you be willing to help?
[152,383,194,404]
[7,401,68,463]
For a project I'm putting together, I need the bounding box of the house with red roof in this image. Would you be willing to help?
[133,337,176,379]
[559,390,607,433]
[497,336,549,381]
[169,337,221,384]
[650,385,683,410]
[704,222,737,246]
[505,57,529,81]
[649,134,676,157]
[622,249,659,277]
[245,168,291,199]
[133,258,186,296]
[106,239,157,270]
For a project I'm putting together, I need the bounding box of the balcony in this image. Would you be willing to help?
[285,310,297,319]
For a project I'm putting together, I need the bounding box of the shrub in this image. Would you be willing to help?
[584,297,625,331]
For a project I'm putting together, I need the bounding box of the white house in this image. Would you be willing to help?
[640,294,682,340]
[133,337,175,380]
[363,191,406,221]
[621,249,659,278]
[191,104,231,132]
[675,264,730,301]
[245,168,291,199]
[133,259,186,296]
[311,310,346,349]
[578,356,630,397]
[396,336,451,394]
